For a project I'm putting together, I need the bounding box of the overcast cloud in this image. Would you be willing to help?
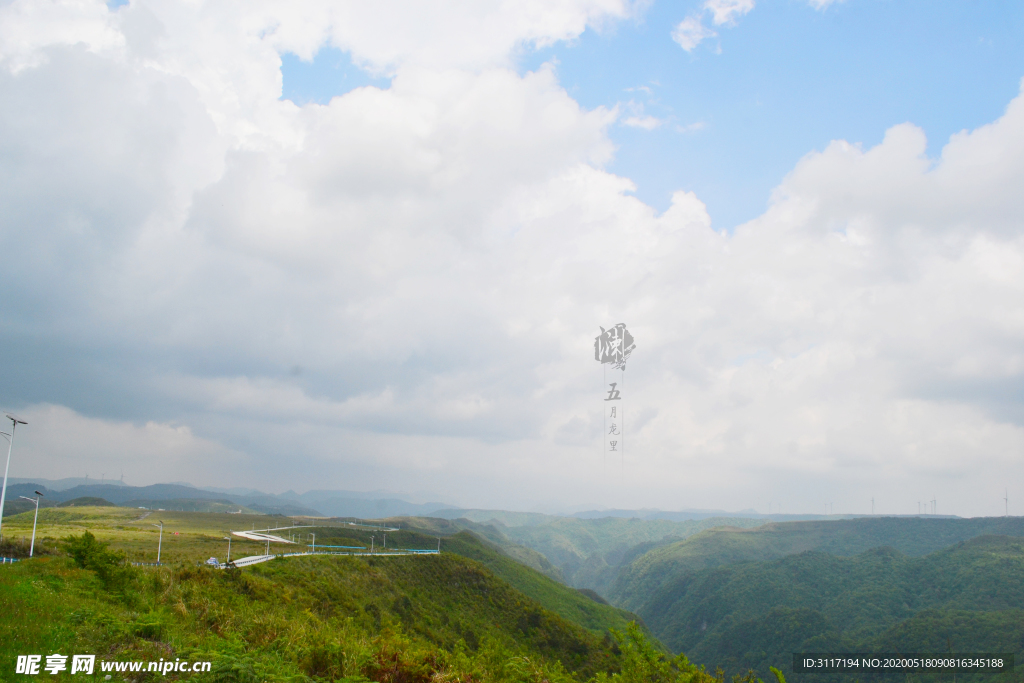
[1,0,1022,516]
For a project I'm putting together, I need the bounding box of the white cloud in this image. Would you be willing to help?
[677,121,706,133]
[703,0,755,26]
[807,0,844,9]
[672,0,753,52]
[1,1,1023,515]
[623,115,663,130]
[9,404,247,487]
[0,0,124,72]
[672,15,716,52]
[621,100,664,129]
[625,85,653,95]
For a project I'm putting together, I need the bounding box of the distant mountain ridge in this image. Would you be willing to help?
[2,482,324,516]
[279,490,457,518]
[6,476,127,490]
[2,480,460,519]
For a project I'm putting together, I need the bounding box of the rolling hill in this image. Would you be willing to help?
[609,516,1024,612]
[0,506,675,682]
[636,534,1024,682]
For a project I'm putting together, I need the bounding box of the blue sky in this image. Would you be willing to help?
[285,1,1024,230]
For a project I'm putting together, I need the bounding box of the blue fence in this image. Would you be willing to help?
[1,557,20,564]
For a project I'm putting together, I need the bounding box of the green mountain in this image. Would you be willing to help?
[610,516,1024,612]
[440,531,644,638]
[438,514,770,596]
[1,528,632,682]
[637,535,1024,682]
[343,519,646,638]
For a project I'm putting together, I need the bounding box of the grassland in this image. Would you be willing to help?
[0,506,299,565]
[0,508,626,681]
[6,505,729,683]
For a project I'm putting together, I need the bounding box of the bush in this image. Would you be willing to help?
[0,536,35,558]
[61,531,135,592]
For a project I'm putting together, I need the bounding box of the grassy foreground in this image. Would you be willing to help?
[0,507,765,683]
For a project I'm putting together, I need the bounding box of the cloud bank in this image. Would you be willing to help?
[1,0,1022,516]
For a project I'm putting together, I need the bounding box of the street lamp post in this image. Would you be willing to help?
[0,413,28,542]
[18,491,44,557]
[223,536,232,564]
[152,521,164,564]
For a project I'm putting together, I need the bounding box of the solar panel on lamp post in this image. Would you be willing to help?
[0,413,28,543]
[18,491,43,557]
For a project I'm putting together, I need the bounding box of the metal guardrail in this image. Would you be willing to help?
[229,554,276,568]
[215,549,440,569]
[1,557,20,564]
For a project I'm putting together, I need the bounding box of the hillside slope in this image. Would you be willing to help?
[610,516,1024,611]
[639,535,1024,682]
[441,531,645,638]
[1,537,626,681]
[0,506,649,664]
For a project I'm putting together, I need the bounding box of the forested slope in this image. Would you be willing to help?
[638,535,1024,682]
[610,516,1024,611]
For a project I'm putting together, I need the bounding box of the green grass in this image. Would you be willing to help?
[0,549,617,682]
[0,507,656,682]
[0,507,795,683]
[0,507,642,642]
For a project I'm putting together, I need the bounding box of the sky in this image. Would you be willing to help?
[1,0,1023,517]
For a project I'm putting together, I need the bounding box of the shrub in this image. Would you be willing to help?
[61,531,135,592]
